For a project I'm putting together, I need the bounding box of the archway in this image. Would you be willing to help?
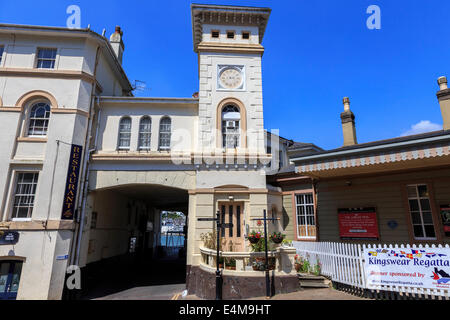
[78,183,189,300]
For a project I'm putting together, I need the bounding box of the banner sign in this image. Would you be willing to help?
[338,207,379,240]
[61,144,83,220]
[364,247,450,290]
[0,231,19,245]
[440,204,450,237]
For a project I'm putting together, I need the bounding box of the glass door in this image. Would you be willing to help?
[0,261,22,300]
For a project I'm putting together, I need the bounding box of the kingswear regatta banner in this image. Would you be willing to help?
[364,247,450,290]
[61,144,83,220]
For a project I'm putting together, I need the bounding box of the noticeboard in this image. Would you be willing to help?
[338,207,379,240]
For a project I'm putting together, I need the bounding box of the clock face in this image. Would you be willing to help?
[219,68,243,89]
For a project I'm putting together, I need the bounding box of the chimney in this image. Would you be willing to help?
[109,26,124,64]
[340,97,357,146]
[436,76,450,130]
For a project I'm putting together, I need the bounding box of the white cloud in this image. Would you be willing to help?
[401,120,442,137]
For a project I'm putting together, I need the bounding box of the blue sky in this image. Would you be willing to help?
[1,0,449,150]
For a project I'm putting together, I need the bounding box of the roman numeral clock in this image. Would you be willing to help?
[217,65,245,90]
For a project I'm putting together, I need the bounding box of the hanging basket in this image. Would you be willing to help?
[248,237,260,244]
[271,237,283,244]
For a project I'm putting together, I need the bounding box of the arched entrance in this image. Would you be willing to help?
[78,182,190,299]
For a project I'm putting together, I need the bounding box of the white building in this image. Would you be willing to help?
[0,4,299,299]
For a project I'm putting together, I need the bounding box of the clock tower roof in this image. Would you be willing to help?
[191,3,271,53]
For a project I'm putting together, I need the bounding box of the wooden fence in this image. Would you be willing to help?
[293,241,450,300]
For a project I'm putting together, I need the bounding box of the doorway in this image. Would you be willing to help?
[0,261,22,300]
[220,202,244,251]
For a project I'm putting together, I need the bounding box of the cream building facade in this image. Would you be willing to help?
[0,4,298,300]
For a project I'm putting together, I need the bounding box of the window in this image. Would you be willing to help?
[90,212,98,229]
[227,31,235,39]
[36,48,57,69]
[279,150,284,169]
[222,105,240,148]
[158,117,171,151]
[28,102,51,136]
[407,184,436,239]
[295,193,316,239]
[11,172,39,219]
[118,117,132,150]
[211,30,219,38]
[0,46,4,65]
[138,116,152,150]
[242,32,250,40]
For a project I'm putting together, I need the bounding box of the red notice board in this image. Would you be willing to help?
[338,207,379,240]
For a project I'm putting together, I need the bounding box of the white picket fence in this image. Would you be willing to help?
[293,241,450,299]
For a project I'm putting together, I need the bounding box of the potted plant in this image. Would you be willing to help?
[225,258,236,270]
[294,254,303,272]
[269,232,285,244]
[247,230,262,244]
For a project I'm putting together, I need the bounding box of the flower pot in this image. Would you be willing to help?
[225,266,236,270]
[295,263,301,272]
[248,237,260,244]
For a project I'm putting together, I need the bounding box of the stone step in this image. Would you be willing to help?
[297,273,326,281]
[297,273,332,288]
[299,280,331,288]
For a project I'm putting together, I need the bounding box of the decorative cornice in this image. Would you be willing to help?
[0,68,102,93]
[191,4,271,52]
[197,42,264,54]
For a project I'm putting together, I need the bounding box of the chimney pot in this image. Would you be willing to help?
[343,97,350,111]
[438,76,448,90]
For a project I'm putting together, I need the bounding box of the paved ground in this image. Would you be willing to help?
[179,287,366,300]
[94,283,187,300]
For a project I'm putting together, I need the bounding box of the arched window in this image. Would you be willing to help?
[221,105,240,148]
[138,116,152,150]
[118,117,132,150]
[158,117,171,151]
[28,102,51,136]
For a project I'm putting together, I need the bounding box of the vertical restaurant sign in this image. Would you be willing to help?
[338,207,379,240]
[61,144,83,220]
[364,247,450,290]
[440,205,450,237]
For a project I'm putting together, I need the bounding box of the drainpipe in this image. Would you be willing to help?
[69,46,101,268]
[74,106,101,267]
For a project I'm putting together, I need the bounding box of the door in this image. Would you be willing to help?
[0,261,22,300]
[220,203,244,252]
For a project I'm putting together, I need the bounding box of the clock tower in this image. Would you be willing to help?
[191,4,271,157]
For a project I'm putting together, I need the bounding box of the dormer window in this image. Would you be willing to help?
[242,32,250,40]
[227,31,235,39]
[211,30,219,38]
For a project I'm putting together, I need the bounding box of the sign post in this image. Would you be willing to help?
[197,211,233,300]
[251,209,279,299]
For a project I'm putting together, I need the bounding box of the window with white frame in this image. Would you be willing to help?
[138,116,152,150]
[222,105,240,148]
[11,172,39,219]
[36,48,57,69]
[0,46,4,65]
[407,184,436,239]
[295,193,316,239]
[118,117,132,150]
[158,117,171,151]
[28,102,51,136]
